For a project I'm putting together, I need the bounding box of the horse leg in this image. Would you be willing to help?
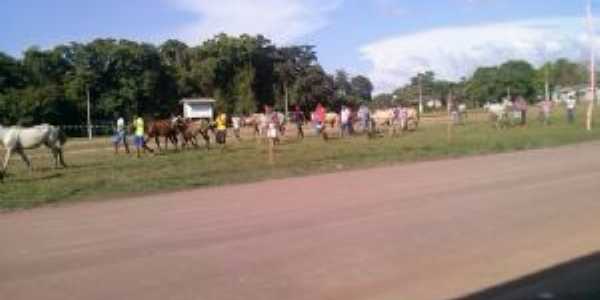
[47,146,62,169]
[2,147,13,177]
[191,135,199,149]
[46,147,55,169]
[172,135,179,151]
[16,149,33,171]
[201,132,210,150]
[57,147,67,168]
[181,136,187,150]
[46,146,59,169]
[142,137,154,154]
[155,136,161,152]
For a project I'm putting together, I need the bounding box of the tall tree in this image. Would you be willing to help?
[0,52,24,92]
[465,67,501,105]
[497,60,536,100]
[292,65,334,110]
[350,75,374,103]
[0,34,374,128]
[159,39,189,68]
[274,45,317,115]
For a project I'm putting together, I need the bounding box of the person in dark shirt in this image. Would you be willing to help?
[292,105,305,140]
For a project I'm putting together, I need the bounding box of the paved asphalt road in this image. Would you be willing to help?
[1,143,599,300]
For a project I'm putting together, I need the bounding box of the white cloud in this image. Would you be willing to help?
[171,0,342,45]
[360,17,594,94]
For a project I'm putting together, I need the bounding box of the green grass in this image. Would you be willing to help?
[1,108,600,210]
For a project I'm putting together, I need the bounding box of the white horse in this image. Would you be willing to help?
[0,124,67,181]
[487,100,512,129]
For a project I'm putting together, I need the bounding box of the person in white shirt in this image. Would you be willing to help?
[113,116,130,154]
[566,97,576,124]
[357,104,370,133]
[340,105,351,137]
[231,116,241,141]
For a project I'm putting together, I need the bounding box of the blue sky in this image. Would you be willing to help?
[0,0,595,92]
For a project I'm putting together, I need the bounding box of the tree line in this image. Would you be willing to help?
[0,34,374,126]
[373,58,590,109]
[2,31,590,127]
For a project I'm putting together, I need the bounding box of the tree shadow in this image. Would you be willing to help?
[453,251,600,300]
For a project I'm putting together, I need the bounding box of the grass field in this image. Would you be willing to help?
[1,107,600,210]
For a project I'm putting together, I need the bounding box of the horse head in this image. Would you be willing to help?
[173,116,189,133]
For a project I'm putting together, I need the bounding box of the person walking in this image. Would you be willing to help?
[566,97,576,124]
[215,113,228,150]
[231,115,242,141]
[340,105,352,137]
[292,105,305,140]
[539,98,553,125]
[448,101,460,126]
[358,104,370,133]
[516,96,528,126]
[133,115,147,158]
[113,116,130,154]
[314,103,327,140]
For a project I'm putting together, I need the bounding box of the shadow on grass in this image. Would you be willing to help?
[9,172,63,183]
[453,252,600,300]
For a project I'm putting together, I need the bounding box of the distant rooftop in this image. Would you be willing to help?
[180,98,216,104]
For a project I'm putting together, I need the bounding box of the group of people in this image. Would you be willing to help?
[113,115,147,157]
[112,102,385,158]
[113,112,237,157]
[111,95,580,159]
[538,96,577,125]
[310,103,377,140]
[532,96,578,126]
[487,95,578,128]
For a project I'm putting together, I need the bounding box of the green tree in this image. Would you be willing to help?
[371,93,394,109]
[0,52,24,92]
[465,67,501,105]
[0,34,373,127]
[233,67,257,114]
[274,45,317,113]
[292,65,334,110]
[350,75,373,102]
[497,60,536,100]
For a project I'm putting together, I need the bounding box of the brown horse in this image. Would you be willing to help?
[177,119,212,150]
[146,118,179,152]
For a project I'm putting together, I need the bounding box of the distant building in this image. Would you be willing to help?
[426,99,443,109]
[553,85,600,104]
[180,98,216,120]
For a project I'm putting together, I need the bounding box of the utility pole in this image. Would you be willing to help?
[418,73,423,115]
[544,66,550,101]
[86,86,92,140]
[587,0,595,131]
[447,89,453,116]
[284,83,289,122]
[447,88,454,144]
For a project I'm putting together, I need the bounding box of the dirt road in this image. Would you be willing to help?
[1,143,599,300]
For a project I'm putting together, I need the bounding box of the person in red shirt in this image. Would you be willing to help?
[313,103,328,140]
